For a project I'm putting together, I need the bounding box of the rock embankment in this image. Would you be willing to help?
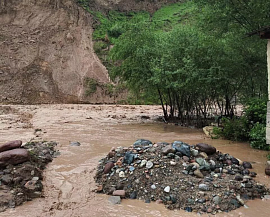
[95,139,269,215]
[0,140,58,212]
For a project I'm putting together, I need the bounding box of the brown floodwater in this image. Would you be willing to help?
[0,105,270,217]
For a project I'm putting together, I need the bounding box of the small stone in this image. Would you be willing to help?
[213,196,221,205]
[119,171,125,178]
[172,141,191,157]
[161,145,175,155]
[133,139,152,148]
[146,161,154,169]
[167,153,175,158]
[185,207,193,212]
[108,196,121,204]
[96,185,103,192]
[230,199,240,208]
[196,143,216,155]
[151,184,156,189]
[250,172,257,177]
[196,158,205,166]
[104,162,115,174]
[199,184,209,191]
[170,161,176,166]
[24,180,38,190]
[231,157,240,165]
[207,208,212,213]
[182,170,189,175]
[115,157,123,167]
[70,141,81,146]
[190,162,200,169]
[140,160,147,167]
[183,156,189,162]
[235,174,243,181]
[209,160,216,166]
[190,149,199,156]
[263,195,270,200]
[197,198,206,203]
[164,186,170,193]
[129,166,135,172]
[243,161,252,169]
[236,195,245,205]
[130,191,137,199]
[32,177,39,181]
[116,183,124,190]
[145,198,151,203]
[156,199,163,204]
[222,169,228,173]
[124,152,135,164]
[267,161,270,167]
[199,152,208,159]
[113,190,125,198]
[194,169,204,178]
[175,155,180,162]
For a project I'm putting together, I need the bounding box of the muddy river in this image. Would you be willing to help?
[0,104,270,217]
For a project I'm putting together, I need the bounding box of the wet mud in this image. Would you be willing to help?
[0,104,270,217]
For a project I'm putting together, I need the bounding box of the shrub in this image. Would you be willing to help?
[84,78,98,96]
[244,98,267,125]
[218,117,249,141]
[93,41,108,54]
[249,123,268,150]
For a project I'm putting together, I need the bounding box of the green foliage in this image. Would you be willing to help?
[84,78,98,96]
[218,117,249,141]
[249,123,268,150]
[213,99,267,149]
[78,1,268,134]
[244,98,267,125]
[195,0,270,32]
[93,41,108,54]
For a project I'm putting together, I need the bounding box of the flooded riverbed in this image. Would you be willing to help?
[0,105,270,217]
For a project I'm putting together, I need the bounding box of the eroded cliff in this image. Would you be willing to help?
[0,0,176,104]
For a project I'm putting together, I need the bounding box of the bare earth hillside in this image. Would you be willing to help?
[0,0,178,104]
[0,0,112,104]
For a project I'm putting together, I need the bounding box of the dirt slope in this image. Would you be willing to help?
[0,0,178,104]
[0,0,113,104]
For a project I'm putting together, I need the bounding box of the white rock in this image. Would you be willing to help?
[140,160,147,167]
[146,161,154,169]
[209,159,216,166]
[164,186,170,193]
[151,184,156,189]
[170,161,176,166]
[119,171,125,178]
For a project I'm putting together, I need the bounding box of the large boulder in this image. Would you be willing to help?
[0,140,22,153]
[0,149,29,167]
[195,143,216,155]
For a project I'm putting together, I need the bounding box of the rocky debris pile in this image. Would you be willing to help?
[95,139,270,215]
[0,140,59,212]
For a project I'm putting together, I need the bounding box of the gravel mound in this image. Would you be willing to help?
[95,139,269,215]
